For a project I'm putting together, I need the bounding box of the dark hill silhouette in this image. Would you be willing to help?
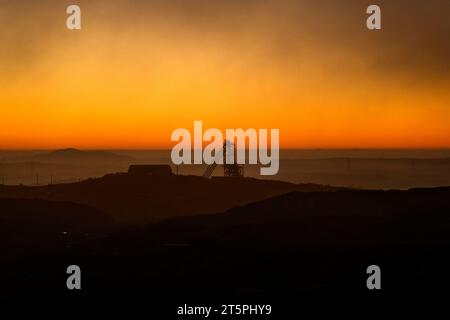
[0,198,118,258]
[0,173,339,224]
[1,186,450,298]
[79,186,450,298]
[33,148,133,163]
[108,186,450,248]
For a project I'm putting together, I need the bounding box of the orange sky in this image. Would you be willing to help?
[1,0,449,149]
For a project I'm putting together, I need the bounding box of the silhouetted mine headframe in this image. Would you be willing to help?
[203,141,244,179]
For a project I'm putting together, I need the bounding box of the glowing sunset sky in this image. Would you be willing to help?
[1,0,449,149]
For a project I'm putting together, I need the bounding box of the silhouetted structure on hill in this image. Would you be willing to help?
[203,141,244,178]
[128,164,173,176]
[0,171,334,224]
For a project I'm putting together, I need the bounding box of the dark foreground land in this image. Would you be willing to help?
[0,173,450,306]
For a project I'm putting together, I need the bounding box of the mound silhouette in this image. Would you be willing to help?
[33,148,132,163]
[0,173,339,224]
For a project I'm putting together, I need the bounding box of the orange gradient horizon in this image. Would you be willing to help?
[1,1,450,149]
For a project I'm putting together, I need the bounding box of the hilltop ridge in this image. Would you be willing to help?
[0,172,339,224]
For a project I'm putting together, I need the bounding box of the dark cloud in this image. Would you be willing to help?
[0,0,449,82]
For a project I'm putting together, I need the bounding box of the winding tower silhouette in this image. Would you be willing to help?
[202,141,244,178]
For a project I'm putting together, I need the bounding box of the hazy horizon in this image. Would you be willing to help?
[3,148,450,158]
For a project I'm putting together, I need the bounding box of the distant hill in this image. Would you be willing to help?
[0,173,339,224]
[33,148,133,163]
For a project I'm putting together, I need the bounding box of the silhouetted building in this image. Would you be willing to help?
[128,165,173,176]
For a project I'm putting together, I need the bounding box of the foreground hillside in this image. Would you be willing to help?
[131,186,450,246]
[0,198,117,258]
[1,186,450,299]
[0,173,338,224]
